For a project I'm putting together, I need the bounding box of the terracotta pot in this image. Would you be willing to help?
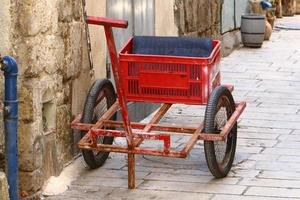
[267,16,276,28]
[282,0,296,16]
[265,20,272,40]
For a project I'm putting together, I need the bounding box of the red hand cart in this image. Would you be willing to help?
[71,16,246,189]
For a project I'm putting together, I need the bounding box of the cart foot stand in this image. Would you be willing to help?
[128,153,135,189]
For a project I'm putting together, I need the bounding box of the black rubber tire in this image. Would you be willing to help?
[203,86,237,178]
[81,79,117,169]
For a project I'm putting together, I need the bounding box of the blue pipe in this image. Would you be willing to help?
[1,56,19,200]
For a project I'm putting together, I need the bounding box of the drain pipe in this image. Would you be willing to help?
[0,55,19,200]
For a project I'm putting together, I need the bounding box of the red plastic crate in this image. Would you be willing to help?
[119,38,221,105]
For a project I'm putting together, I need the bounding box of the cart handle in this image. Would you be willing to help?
[87,16,128,29]
[86,16,134,146]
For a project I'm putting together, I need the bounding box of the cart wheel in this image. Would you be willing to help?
[203,86,237,178]
[81,79,117,169]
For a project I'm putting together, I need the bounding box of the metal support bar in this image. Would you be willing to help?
[181,123,203,155]
[78,143,185,158]
[77,102,246,158]
[72,119,197,133]
[134,103,172,147]
[102,27,137,190]
[90,129,170,142]
[198,101,247,141]
[78,101,119,145]
[220,101,246,138]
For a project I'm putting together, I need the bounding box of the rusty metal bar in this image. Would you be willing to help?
[144,103,172,132]
[77,102,246,158]
[104,27,134,146]
[198,101,246,141]
[103,26,136,189]
[220,101,246,138]
[198,133,224,140]
[91,129,170,141]
[73,120,196,133]
[103,120,197,133]
[78,143,185,158]
[128,153,135,189]
[71,114,82,127]
[71,122,94,131]
[181,123,203,155]
[93,99,119,129]
[87,16,128,28]
[134,103,172,147]
[71,101,119,129]
[77,102,246,145]
[77,101,246,160]
[78,101,119,144]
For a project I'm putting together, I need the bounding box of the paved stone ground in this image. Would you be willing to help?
[45,16,300,200]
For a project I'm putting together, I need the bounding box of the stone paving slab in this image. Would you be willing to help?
[45,16,300,199]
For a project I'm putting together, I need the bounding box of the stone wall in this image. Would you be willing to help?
[173,0,242,56]
[0,0,10,172]
[174,0,222,38]
[0,0,92,197]
[0,172,9,200]
[155,0,178,36]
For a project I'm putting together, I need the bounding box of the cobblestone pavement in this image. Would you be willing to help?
[46,16,300,200]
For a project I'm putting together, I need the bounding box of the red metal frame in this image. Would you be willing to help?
[72,101,246,153]
[74,16,246,189]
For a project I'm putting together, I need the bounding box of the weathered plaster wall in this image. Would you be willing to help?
[86,0,107,78]
[0,0,92,197]
[155,0,178,36]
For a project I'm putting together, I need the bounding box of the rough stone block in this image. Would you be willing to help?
[0,172,9,200]
[19,76,65,172]
[72,0,83,21]
[282,0,296,16]
[60,22,84,80]
[19,85,34,122]
[19,169,43,195]
[18,0,58,36]
[56,104,72,163]
[18,122,42,172]
[43,133,63,179]
[0,0,11,55]
[174,0,221,37]
[58,0,73,23]
[297,0,300,13]
[22,35,64,78]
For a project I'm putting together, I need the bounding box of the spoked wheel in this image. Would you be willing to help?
[203,86,237,178]
[81,79,117,169]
